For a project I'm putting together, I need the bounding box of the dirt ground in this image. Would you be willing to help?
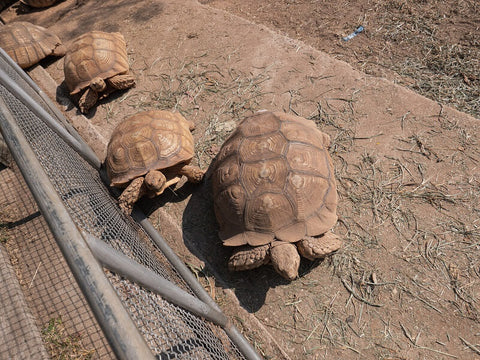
[1,0,480,359]
[201,0,480,119]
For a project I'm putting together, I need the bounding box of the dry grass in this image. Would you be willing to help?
[267,83,480,357]
[371,0,480,118]
[42,317,95,359]
[126,54,270,168]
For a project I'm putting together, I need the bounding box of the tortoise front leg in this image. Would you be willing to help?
[118,177,148,214]
[78,88,98,114]
[178,164,205,183]
[106,74,136,90]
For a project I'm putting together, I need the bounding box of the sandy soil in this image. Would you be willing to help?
[1,0,479,359]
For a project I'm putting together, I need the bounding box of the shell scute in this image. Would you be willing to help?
[0,22,64,69]
[213,111,338,247]
[64,31,130,94]
[106,110,195,186]
[239,132,287,163]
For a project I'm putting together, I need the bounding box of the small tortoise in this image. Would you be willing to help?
[64,31,135,114]
[0,22,65,69]
[21,0,59,8]
[212,111,342,280]
[105,110,205,213]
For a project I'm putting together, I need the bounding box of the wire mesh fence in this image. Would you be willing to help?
[0,49,257,359]
[0,164,114,359]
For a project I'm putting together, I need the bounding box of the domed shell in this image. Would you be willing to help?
[64,31,130,95]
[0,22,65,69]
[212,111,338,247]
[21,0,59,8]
[106,110,195,187]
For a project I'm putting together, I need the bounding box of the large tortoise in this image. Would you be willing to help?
[64,31,135,114]
[0,22,65,69]
[21,0,59,8]
[105,110,205,213]
[212,111,342,280]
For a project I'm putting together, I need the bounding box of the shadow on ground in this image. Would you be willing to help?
[178,174,327,312]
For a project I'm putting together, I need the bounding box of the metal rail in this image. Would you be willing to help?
[133,209,263,360]
[0,96,156,360]
[0,47,84,146]
[0,65,100,169]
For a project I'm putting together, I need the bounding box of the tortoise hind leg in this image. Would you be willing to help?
[178,164,205,183]
[228,244,270,271]
[296,231,342,261]
[78,88,98,114]
[106,74,136,90]
[118,177,148,214]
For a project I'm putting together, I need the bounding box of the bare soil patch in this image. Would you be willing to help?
[1,1,479,359]
[203,0,480,119]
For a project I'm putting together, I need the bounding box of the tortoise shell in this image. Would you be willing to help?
[0,22,65,69]
[64,31,130,95]
[106,110,195,187]
[212,111,338,247]
[21,0,59,7]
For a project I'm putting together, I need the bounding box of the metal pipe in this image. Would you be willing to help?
[132,208,222,311]
[0,97,155,360]
[84,233,230,328]
[0,48,93,148]
[0,66,101,169]
[131,208,263,360]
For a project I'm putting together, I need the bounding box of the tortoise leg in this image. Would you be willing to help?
[296,231,342,261]
[144,170,180,196]
[78,88,98,114]
[178,164,205,183]
[270,241,300,280]
[52,43,67,57]
[228,244,270,271]
[106,74,136,90]
[118,177,148,214]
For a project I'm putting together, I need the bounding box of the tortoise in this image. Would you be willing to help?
[212,111,342,280]
[105,110,205,214]
[21,0,59,8]
[0,22,65,69]
[64,31,135,114]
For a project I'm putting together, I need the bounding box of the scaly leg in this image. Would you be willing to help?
[178,164,205,183]
[107,74,136,90]
[118,177,147,214]
[78,88,98,114]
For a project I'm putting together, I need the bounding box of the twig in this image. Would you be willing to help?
[341,277,384,307]
[401,287,442,313]
[416,345,458,358]
[459,336,480,355]
[353,133,384,140]
[28,261,42,289]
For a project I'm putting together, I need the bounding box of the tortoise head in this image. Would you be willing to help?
[90,77,106,92]
[144,170,167,195]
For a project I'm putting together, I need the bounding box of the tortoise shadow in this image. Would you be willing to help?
[13,0,66,15]
[181,170,324,313]
[55,80,133,118]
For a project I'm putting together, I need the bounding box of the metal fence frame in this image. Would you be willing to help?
[0,48,261,360]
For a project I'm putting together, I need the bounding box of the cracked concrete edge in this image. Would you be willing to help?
[0,243,50,360]
[28,63,290,359]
